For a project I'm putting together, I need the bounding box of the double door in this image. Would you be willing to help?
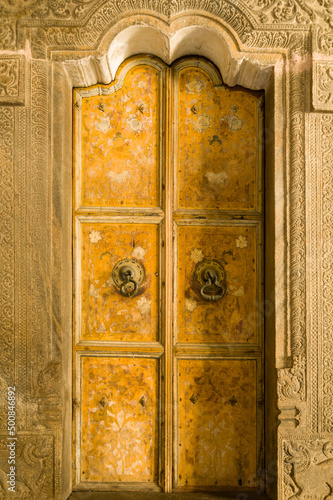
[73,55,264,492]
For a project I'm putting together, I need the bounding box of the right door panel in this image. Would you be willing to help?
[173,58,264,492]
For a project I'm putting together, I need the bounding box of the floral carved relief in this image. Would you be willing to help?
[313,62,333,110]
[0,56,25,104]
[282,439,333,500]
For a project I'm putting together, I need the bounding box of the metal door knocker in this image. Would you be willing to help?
[112,258,145,298]
[193,259,226,302]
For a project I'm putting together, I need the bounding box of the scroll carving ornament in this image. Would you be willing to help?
[321,114,333,433]
[0,0,331,26]
[283,439,333,500]
[278,356,306,403]
[313,62,333,110]
[0,58,19,97]
[0,0,331,56]
[0,435,54,498]
[0,56,25,105]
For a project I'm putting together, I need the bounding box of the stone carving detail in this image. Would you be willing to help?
[289,70,307,362]
[30,60,54,428]
[317,27,333,54]
[313,62,333,110]
[0,434,54,498]
[321,114,333,433]
[278,356,306,402]
[0,56,25,105]
[282,439,333,500]
[0,22,15,50]
[32,362,62,426]
[0,0,332,26]
[21,1,323,57]
[0,106,14,430]
[246,0,333,26]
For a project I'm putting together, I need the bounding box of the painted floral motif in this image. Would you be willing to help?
[221,104,244,131]
[177,359,257,488]
[89,230,102,244]
[81,223,159,342]
[81,357,158,482]
[177,225,259,344]
[106,169,131,184]
[235,235,248,248]
[205,171,229,188]
[190,248,204,263]
[79,64,160,208]
[178,67,263,211]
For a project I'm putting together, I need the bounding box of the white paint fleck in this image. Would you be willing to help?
[105,276,115,288]
[185,298,198,312]
[136,297,151,316]
[231,286,244,297]
[89,230,102,244]
[106,170,131,184]
[235,235,248,248]
[89,284,100,298]
[132,246,146,260]
[205,171,229,188]
[191,248,204,263]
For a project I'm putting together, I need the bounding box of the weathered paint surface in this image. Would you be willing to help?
[177,67,262,211]
[81,223,159,341]
[74,56,264,491]
[177,224,258,344]
[177,359,257,488]
[80,64,160,208]
[81,357,158,482]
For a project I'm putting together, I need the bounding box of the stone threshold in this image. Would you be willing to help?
[68,492,269,500]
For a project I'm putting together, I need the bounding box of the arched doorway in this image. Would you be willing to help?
[72,55,264,493]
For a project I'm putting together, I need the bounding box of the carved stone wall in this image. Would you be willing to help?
[0,1,332,499]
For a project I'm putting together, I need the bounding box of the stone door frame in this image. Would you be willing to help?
[0,3,332,499]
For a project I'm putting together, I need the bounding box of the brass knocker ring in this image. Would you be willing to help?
[119,268,139,297]
[200,270,226,302]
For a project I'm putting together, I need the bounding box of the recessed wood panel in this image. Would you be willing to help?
[81,356,158,483]
[176,224,260,344]
[176,358,258,489]
[80,222,159,342]
[79,63,161,208]
[176,66,263,212]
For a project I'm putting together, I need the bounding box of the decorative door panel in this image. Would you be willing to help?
[80,356,159,484]
[176,223,262,345]
[75,61,163,210]
[73,55,264,493]
[175,61,263,213]
[78,221,160,342]
[175,358,258,489]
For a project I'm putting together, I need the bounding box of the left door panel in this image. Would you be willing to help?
[73,57,166,492]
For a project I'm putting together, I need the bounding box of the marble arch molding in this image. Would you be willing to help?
[0,2,332,499]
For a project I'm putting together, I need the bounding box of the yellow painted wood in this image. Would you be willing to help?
[73,55,264,493]
[176,66,263,212]
[80,64,161,208]
[80,222,160,342]
[81,356,158,483]
[176,359,258,489]
[176,224,260,344]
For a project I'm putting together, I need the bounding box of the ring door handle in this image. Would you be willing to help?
[119,268,139,298]
[193,259,227,302]
[200,270,226,302]
[112,259,145,298]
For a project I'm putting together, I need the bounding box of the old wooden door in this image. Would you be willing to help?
[73,55,264,493]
